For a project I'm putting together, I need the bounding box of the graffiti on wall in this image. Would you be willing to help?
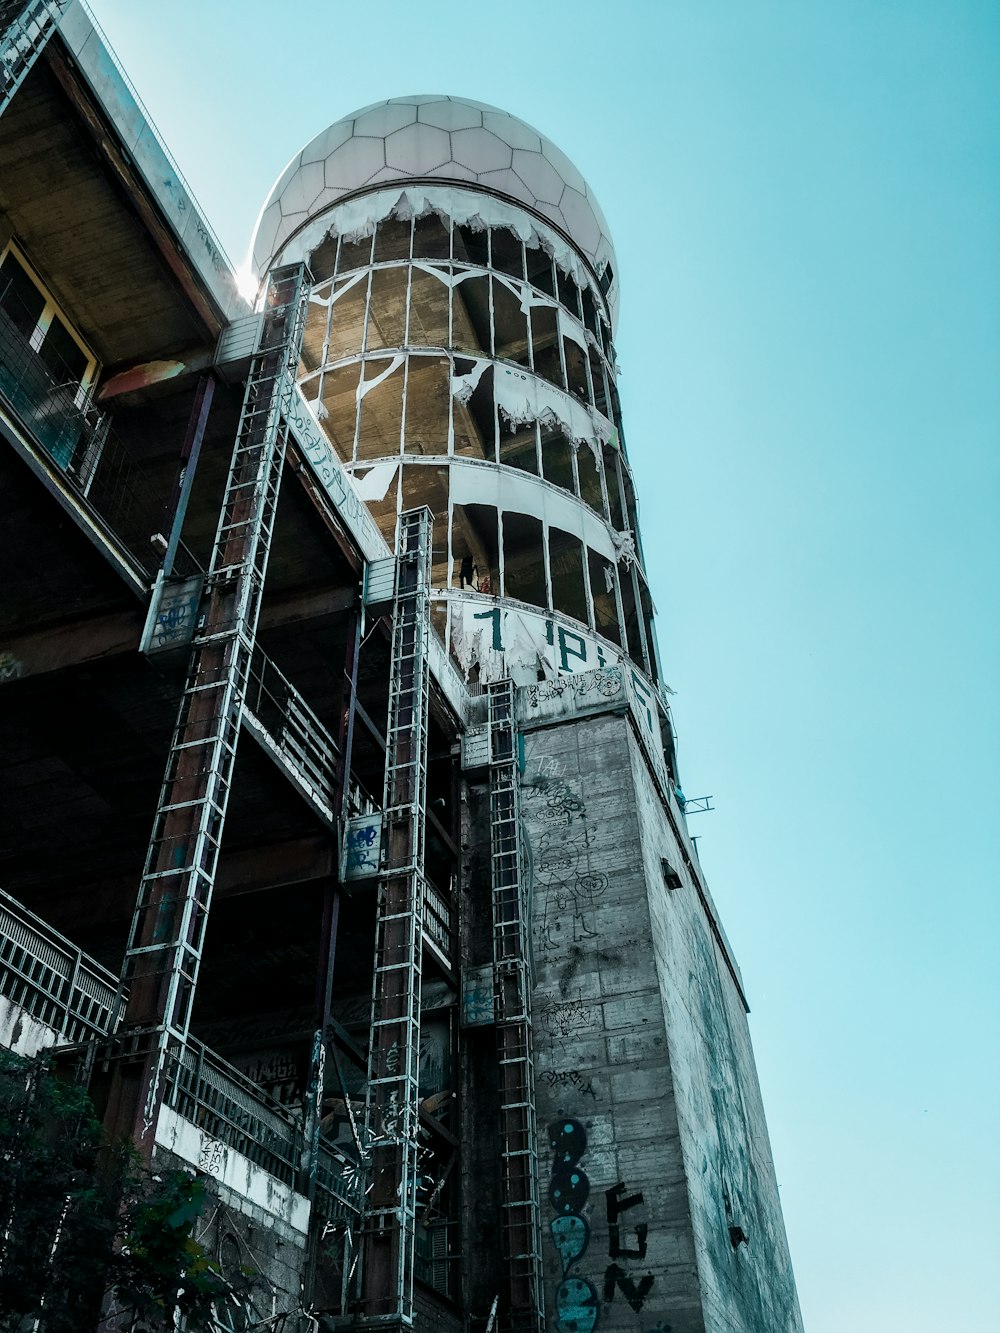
[549,1118,600,1333]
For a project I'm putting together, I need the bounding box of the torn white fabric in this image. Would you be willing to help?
[351,461,399,502]
[358,354,405,400]
[447,459,616,562]
[280,185,605,314]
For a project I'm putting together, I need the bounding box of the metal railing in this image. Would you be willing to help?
[415,1222,452,1298]
[316,1139,366,1223]
[0,888,120,1043]
[422,877,453,962]
[162,1036,301,1185]
[0,306,189,577]
[245,645,339,815]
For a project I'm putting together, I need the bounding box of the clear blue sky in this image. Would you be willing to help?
[83,2,999,1327]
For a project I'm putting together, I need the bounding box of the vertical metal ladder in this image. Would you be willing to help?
[113,265,309,1148]
[362,508,433,1326]
[0,1,64,119]
[488,680,545,1332]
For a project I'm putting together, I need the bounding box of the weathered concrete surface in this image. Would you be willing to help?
[520,670,802,1332]
[153,1110,310,1327]
[0,994,59,1057]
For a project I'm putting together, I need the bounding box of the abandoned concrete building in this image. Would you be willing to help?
[0,4,803,1331]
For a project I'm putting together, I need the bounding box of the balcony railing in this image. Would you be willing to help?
[161,1036,366,1222]
[0,887,120,1044]
[0,305,191,577]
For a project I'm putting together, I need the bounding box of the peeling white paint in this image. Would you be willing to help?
[353,461,399,502]
[358,354,405,400]
[448,460,616,563]
[276,185,604,313]
[451,358,613,454]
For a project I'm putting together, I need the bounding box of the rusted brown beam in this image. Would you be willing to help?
[258,583,357,634]
[98,350,214,401]
[0,606,144,680]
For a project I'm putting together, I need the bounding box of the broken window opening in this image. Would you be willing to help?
[556,267,582,320]
[373,214,412,264]
[563,336,590,404]
[588,548,622,648]
[452,502,498,596]
[498,414,539,476]
[336,232,374,273]
[490,227,524,282]
[548,527,589,626]
[539,424,575,495]
[598,262,615,297]
[366,267,408,352]
[401,464,450,586]
[355,463,399,545]
[502,511,546,610]
[356,358,404,460]
[453,222,489,268]
[525,243,556,298]
[588,347,609,417]
[619,564,644,670]
[492,278,530,367]
[413,212,451,261]
[308,234,339,283]
[452,359,494,460]
[528,302,562,390]
[318,360,361,462]
[451,274,492,357]
[638,576,660,684]
[300,295,329,375]
[603,444,626,530]
[407,268,450,349]
[404,357,451,456]
[326,276,369,362]
[581,286,599,341]
[576,443,604,517]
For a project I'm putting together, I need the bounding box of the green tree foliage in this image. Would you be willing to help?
[0,1050,243,1332]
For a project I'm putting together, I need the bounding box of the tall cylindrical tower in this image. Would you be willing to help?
[252,96,665,697]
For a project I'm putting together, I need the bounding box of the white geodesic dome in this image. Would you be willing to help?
[251,95,618,321]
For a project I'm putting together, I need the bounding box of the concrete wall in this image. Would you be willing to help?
[153,1107,311,1329]
[519,669,802,1332]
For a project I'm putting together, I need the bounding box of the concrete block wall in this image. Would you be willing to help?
[519,669,802,1332]
[627,738,803,1333]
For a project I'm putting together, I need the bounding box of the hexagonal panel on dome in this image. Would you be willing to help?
[301,119,355,167]
[510,148,564,205]
[352,102,417,139]
[386,122,452,175]
[251,94,620,325]
[539,139,587,197]
[324,136,386,189]
[481,110,542,153]
[451,126,513,175]
[558,186,601,255]
[417,99,483,132]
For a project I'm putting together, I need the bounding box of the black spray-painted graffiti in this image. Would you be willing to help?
[541,1069,597,1100]
[549,1119,600,1333]
[541,997,594,1040]
[603,1183,655,1313]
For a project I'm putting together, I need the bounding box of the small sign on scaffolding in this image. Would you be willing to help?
[461,964,496,1027]
[140,571,204,655]
[341,812,382,882]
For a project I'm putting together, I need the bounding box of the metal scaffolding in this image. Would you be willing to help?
[107,264,309,1153]
[361,508,433,1326]
[488,679,545,1333]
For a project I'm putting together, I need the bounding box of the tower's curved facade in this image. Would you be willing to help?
[252,96,664,696]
